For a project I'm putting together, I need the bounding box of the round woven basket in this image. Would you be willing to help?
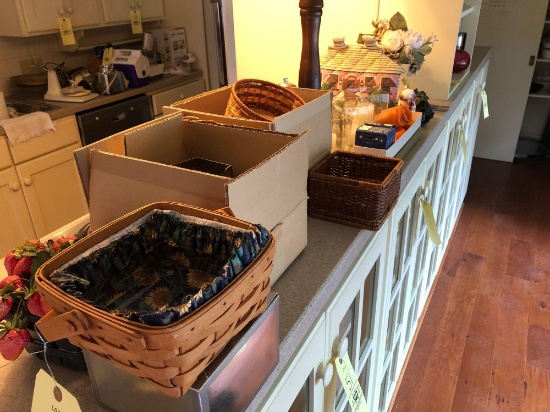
[225,78,305,121]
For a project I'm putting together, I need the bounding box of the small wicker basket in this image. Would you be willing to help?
[225,78,305,121]
[308,151,403,230]
[35,202,275,398]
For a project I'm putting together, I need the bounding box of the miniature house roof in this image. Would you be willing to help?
[320,37,404,75]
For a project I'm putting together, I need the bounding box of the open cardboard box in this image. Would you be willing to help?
[74,113,309,284]
[162,85,332,167]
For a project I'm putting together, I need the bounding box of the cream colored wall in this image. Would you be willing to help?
[232,0,379,85]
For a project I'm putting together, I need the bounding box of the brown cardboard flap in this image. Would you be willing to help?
[180,119,297,177]
[88,150,229,230]
[125,114,189,166]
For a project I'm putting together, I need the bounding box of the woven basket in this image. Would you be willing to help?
[224,79,305,121]
[35,202,274,398]
[308,151,403,230]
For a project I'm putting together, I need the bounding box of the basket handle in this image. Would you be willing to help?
[35,309,90,342]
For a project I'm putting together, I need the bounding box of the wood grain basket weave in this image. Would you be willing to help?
[308,151,403,230]
[34,202,274,398]
[224,78,305,121]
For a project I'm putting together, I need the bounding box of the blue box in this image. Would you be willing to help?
[355,123,396,149]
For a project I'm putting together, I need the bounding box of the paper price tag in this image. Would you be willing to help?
[460,129,467,163]
[481,90,489,119]
[102,47,114,67]
[420,199,441,245]
[58,18,76,46]
[334,353,368,412]
[130,10,143,34]
[32,369,81,412]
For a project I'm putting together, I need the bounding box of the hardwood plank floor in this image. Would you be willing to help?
[391,158,550,412]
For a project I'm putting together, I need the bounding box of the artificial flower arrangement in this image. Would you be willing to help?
[372,12,437,76]
[0,235,80,361]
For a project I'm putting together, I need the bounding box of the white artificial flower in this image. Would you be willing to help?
[380,30,404,52]
[404,30,425,49]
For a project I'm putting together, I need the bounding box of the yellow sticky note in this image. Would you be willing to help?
[130,10,143,34]
[481,90,489,119]
[32,369,81,412]
[334,353,368,412]
[420,199,441,245]
[461,129,467,163]
[58,18,76,46]
[102,47,114,67]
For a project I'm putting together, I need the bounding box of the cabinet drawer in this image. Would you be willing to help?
[0,137,12,170]
[9,115,81,165]
[150,79,206,116]
[99,0,164,24]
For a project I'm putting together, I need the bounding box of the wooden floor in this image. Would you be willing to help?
[391,157,550,412]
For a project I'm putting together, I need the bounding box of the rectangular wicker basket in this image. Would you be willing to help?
[307,151,403,230]
[34,202,275,398]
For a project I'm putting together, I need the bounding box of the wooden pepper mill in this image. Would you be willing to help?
[298,0,323,89]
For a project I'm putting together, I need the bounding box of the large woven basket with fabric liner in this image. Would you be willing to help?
[35,202,274,398]
[308,151,403,230]
[224,78,305,121]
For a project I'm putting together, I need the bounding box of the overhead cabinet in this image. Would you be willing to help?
[0,0,164,36]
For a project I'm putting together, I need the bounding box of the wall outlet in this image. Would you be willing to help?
[19,57,44,75]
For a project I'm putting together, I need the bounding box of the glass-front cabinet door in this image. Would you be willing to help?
[324,224,389,412]
[260,315,327,412]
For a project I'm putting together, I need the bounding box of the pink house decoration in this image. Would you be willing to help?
[320,35,404,103]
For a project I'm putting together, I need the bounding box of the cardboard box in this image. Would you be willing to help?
[163,86,332,167]
[74,114,309,284]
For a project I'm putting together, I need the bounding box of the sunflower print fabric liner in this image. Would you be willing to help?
[49,210,270,326]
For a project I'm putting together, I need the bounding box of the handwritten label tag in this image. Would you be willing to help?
[102,47,114,67]
[420,199,441,245]
[481,90,489,119]
[461,129,467,163]
[58,18,76,46]
[334,353,368,412]
[130,10,143,34]
[32,369,81,412]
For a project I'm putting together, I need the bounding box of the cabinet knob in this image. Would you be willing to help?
[129,0,136,8]
[10,182,20,191]
[136,0,142,8]
[67,6,73,14]
[58,7,65,15]
[24,178,32,186]
[334,336,349,361]
[316,362,334,387]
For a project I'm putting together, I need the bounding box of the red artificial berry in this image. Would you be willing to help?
[0,276,24,292]
[3,253,18,277]
[26,292,49,317]
[0,329,31,361]
[0,298,13,322]
[12,256,33,278]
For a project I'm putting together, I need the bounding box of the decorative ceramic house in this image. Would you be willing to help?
[320,35,404,103]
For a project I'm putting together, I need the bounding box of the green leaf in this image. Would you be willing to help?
[397,49,410,64]
[389,12,408,31]
[417,44,433,55]
[412,49,425,65]
[31,250,52,276]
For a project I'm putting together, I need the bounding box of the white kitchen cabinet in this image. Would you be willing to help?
[0,0,102,36]
[151,78,206,117]
[324,226,388,412]
[15,142,88,238]
[0,166,36,256]
[99,0,164,25]
[0,115,89,255]
[260,315,328,412]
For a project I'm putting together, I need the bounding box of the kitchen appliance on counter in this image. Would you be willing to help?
[142,31,165,80]
[84,293,279,412]
[44,69,99,103]
[113,49,150,88]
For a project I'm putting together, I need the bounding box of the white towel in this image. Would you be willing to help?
[0,112,56,147]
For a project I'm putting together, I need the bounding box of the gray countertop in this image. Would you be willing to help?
[1,70,203,133]
[0,49,490,412]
